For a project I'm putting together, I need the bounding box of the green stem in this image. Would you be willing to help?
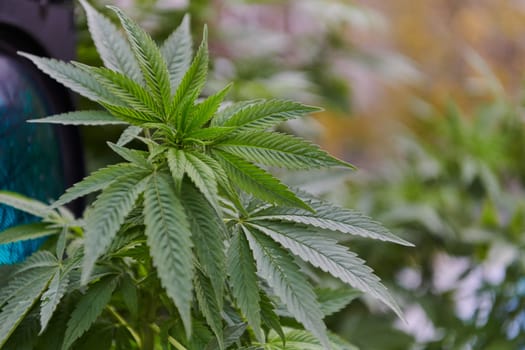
[106,305,143,348]
[150,323,188,350]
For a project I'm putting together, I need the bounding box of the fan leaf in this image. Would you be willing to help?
[77,65,161,119]
[182,185,226,304]
[39,271,70,334]
[0,223,58,245]
[252,194,413,246]
[117,126,142,146]
[79,0,142,82]
[216,131,352,170]
[109,6,171,113]
[186,84,232,131]
[212,151,310,211]
[61,277,118,350]
[28,110,127,126]
[18,53,120,104]
[0,191,51,218]
[161,14,193,91]
[227,231,263,342]
[242,226,329,349]
[170,28,209,129]
[211,100,261,127]
[221,99,320,131]
[184,152,220,212]
[0,267,55,348]
[143,172,193,337]
[82,170,149,284]
[52,163,141,208]
[249,221,403,319]
[107,142,150,168]
[195,270,224,349]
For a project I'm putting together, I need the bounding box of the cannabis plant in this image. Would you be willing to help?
[0,2,411,349]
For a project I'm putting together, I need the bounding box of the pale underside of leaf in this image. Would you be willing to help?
[0,191,51,218]
[0,268,55,348]
[18,53,120,105]
[40,271,70,334]
[28,110,127,126]
[0,223,58,245]
[117,126,143,146]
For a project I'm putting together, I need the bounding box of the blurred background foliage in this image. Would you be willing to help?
[74,0,525,348]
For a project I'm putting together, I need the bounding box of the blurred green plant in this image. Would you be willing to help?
[325,85,525,349]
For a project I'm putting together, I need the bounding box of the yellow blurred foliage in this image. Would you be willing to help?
[317,0,525,165]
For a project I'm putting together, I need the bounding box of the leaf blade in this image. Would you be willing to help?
[82,170,148,283]
[29,110,127,126]
[0,223,58,245]
[250,221,404,319]
[52,163,140,208]
[171,28,209,129]
[227,231,263,342]
[252,194,413,246]
[221,99,321,131]
[242,226,329,349]
[0,268,55,348]
[40,271,70,334]
[212,151,310,211]
[161,14,193,91]
[195,270,223,349]
[79,0,142,82]
[217,131,353,170]
[109,6,171,113]
[182,185,226,304]
[18,53,120,104]
[143,172,193,336]
[0,191,51,218]
[61,277,118,350]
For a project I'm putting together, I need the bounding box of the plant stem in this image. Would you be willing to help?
[106,305,143,348]
[150,323,188,350]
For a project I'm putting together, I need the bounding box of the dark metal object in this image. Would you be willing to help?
[0,0,84,212]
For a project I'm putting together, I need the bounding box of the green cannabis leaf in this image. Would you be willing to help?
[0,2,411,349]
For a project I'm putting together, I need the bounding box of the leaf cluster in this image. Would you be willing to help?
[0,2,411,349]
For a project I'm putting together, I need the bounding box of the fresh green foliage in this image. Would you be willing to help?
[0,2,410,349]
